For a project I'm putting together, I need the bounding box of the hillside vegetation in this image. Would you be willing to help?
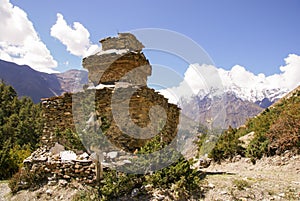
[0,81,43,179]
[1,83,204,200]
[209,86,300,162]
[2,83,300,200]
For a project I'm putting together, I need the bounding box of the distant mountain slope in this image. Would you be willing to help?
[180,92,264,128]
[0,59,88,103]
[159,61,300,128]
[209,85,300,162]
[270,85,300,108]
[55,69,88,93]
[0,59,293,130]
[0,60,63,103]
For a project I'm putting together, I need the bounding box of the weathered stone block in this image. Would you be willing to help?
[100,33,144,51]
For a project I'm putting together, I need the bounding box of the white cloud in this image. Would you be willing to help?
[277,54,300,89]
[50,13,99,57]
[0,0,58,73]
[219,54,300,92]
[159,64,223,104]
[217,55,300,101]
[159,54,300,104]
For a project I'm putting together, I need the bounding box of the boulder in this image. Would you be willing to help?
[50,142,65,155]
[239,131,255,148]
[107,151,118,159]
[83,33,151,86]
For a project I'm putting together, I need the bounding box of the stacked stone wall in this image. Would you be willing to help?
[41,86,180,152]
[21,32,181,188]
[41,93,75,147]
[83,52,151,86]
[23,146,96,185]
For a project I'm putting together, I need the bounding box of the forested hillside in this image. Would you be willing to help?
[0,82,43,179]
[209,86,300,162]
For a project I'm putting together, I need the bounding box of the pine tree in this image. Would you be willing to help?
[0,81,43,179]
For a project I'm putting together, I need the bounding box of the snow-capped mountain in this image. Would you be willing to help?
[159,54,300,128]
[176,85,287,129]
[190,84,287,109]
[159,64,292,109]
[218,66,289,104]
[179,91,265,129]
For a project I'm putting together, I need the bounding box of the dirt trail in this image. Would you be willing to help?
[0,182,10,201]
[202,155,300,201]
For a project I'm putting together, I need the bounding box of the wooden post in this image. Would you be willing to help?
[95,152,104,183]
[96,160,100,182]
[99,161,103,179]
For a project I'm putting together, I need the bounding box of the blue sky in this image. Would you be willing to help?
[1,0,300,76]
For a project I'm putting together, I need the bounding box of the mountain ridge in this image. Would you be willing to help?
[0,59,63,103]
[0,59,295,129]
[0,59,88,103]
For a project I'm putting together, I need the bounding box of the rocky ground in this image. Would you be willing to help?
[202,152,300,201]
[1,153,299,201]
[0,182,10,201]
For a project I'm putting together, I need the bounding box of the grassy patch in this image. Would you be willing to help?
[72,188,99,201]
[232,179,251,190]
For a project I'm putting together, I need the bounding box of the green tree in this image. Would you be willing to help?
[0,81,43,179]
[209,126,245,162]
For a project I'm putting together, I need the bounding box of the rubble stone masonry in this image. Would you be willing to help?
[41,86,180,152]
[22,33,180,186]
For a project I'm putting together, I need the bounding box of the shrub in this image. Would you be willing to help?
[95,134,204,200]
[209,126,245,162]
[209,87,300,162]
[72,187,100,201]
[266,101,300,155]
[246,132,269,162]
[145,157,203,191]
[9,144,32,169]
[9,167,47,194]
[54,129,85,151]
[195,124,223,157]
[232,179,251,190]
[98,170,143,201]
